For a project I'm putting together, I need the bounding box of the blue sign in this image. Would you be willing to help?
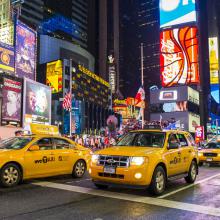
[159,0,197,28]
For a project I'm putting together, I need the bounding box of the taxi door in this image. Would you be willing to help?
[52,138,77,174]
[177,133,193,172]
[164,134,183,176]
[24,138,56,178]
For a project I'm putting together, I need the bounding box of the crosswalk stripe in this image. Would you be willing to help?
[33,181,220,217]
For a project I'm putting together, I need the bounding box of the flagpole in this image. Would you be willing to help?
[141,43,144,129]
[69,59,72,136]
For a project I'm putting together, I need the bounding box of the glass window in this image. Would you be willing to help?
[53,138,70,149]
[168,134,179,145]
[205,142,220,149]
[176,134,188,147]
[116,132,165,148]
[36,138,53,150]
[0,137,33,150]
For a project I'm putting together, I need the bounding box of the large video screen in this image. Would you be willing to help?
[46,60,63,93]
[0,42,15,74]
[1,78,22,127]
[15,20,37,80]
[23,78,51,125]
[160,26,199,87]
[159,0,197,28]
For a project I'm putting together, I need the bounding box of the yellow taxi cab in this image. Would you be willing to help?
[198,141,220,165]
[0,124,91,187]
[90,126,199,195]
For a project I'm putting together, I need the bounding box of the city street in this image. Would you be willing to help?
[0,165,220,220]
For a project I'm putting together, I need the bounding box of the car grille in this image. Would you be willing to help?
[98,155,130,167]
[98,173,124,179]
[203,153,217,157]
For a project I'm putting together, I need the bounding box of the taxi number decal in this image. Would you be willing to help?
[170,156,181,165]
[58,156,68,161]
[34,156,55,164]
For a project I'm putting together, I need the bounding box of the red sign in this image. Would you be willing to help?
[195,126,204,143]
[160,26,199,87]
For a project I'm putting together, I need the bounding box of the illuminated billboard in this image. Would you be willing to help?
[159,0,197,28]
[160,26,199,87]
[0,42,15,73]
[15,20,37,80]
[23,78,51,126]
[1,77,22,127]
[209,37,219,84]
[46,60,63,93]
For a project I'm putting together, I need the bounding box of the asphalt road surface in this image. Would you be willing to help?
[0,165,220,220]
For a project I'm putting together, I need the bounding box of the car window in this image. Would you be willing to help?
[116,132,165,148]
[177,134,188,147]
[205,142,220,149]
[53,138,70,149]
[168,134,179,145]
[36,138,53,150]
[187,134,196,146]
[0,137,33,150]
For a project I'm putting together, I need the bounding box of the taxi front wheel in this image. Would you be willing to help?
[185,160,197,183]
[149,166,166,195]
[72,160,86,178]
[0,163,22,187]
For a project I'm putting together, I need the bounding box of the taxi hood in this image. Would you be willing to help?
[95,146,162,157]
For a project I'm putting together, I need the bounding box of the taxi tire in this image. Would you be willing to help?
[72,160,86,178]
[185,160,197,183]
[149,166,166,195]
[0,163,22,188]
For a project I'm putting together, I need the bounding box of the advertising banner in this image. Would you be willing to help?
[195,126,204,143]
[15,20,37,80]
[159,0,197,28]
[1,78,22,126]
[188,113,200,132]
[46,60,63,93]
[23,78,51,125]
[160,26,199,87]
[0,42,15,73]
[209,37,219,84]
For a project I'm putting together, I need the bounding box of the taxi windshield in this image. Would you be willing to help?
[205,142,220,149]
[0,137,33,150]
[116,131,165,148]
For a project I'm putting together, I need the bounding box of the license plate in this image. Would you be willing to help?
[104,166,116,174]
[206,158,213,162]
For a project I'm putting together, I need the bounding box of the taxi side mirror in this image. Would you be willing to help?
[168,142,180,150]
[29,145,40,151]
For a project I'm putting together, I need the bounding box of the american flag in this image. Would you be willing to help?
[62,92,72,111]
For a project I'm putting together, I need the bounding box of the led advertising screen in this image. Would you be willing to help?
[0,42,15,74]
[46,60,63,93]
[188,113,200,132]
[160,26,199,87]
[1,78,22,127]
[159,0,197,28]
[15,20,37,80]
[209,37,219,85]
[23,78,51,125]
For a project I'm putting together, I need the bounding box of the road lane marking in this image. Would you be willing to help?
[33,181,220,217]
[158,173,220,199]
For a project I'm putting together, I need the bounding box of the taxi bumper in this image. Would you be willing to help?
[199,154,220,163]
[90,164,152,186]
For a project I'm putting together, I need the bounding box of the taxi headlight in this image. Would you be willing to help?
[198,152,203,157]
[131,157,145,166]
[91,154,99,163]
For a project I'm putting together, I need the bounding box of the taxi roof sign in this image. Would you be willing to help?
[30,124,59,135]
